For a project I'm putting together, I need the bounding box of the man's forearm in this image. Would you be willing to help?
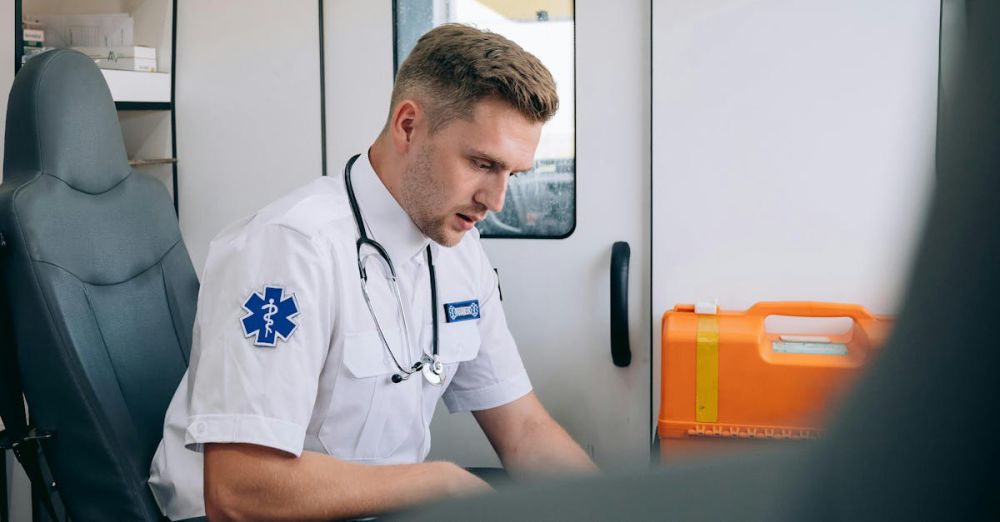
[473,392,597,479]
[204,443,489,521]
[498,417,597,478]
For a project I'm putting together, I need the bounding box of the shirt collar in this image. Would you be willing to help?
[348,151,433,264]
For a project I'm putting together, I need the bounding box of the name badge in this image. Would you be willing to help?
[444,300,480,323]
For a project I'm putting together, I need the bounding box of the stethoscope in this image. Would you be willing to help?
[344,153,444,385]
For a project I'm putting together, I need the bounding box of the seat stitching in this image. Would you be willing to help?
[30,238,182,287]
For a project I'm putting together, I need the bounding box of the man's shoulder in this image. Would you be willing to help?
[264,177,353,238]
[219,177,352,245]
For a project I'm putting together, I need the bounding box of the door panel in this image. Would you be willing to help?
[651,0,940,429]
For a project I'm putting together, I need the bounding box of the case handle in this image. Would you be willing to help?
[746,301,875,323]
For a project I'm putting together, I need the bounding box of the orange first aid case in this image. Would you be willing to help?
[658,302,892,459]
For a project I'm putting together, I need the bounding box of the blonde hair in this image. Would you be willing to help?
[390,23,559,132]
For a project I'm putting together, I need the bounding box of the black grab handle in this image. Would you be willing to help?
[610,241,631,367]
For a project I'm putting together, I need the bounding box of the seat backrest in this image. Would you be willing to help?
[0,49,198,521]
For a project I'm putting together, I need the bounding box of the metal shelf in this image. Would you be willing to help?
[116,101,172,111]
[128,158,176,167]
[14,0,180,214]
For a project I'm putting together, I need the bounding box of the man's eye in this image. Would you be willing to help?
[476,162,493,170]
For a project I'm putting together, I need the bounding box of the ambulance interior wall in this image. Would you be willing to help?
[650,0,942,443]
[174,0,324,276]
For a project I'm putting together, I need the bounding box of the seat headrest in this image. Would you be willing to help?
[3,49,130,193]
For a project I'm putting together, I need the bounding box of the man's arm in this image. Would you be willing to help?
[203,443,490,521]
[472,392,597,478]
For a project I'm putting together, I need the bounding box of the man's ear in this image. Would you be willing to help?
[389,99,423,153]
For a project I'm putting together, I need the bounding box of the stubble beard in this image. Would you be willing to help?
[399,144,462,247]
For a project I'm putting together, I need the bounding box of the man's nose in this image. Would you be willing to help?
[477,174,509,213]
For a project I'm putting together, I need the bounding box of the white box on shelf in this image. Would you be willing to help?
[23,28,45,42]
[72,45,155,60]
[105,58,157,73]
[100,70,170,103]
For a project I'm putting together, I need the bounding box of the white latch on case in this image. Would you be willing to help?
[695,300,718,315]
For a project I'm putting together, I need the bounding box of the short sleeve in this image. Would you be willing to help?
[441,243,532,413]
[183,224,333,456]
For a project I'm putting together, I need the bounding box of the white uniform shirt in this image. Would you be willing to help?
[148,153,532,520]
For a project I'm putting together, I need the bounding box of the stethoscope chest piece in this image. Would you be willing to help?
[421,354,445,385]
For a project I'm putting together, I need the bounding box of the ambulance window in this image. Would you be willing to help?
[394,0,576,239]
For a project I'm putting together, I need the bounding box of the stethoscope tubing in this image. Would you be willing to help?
[344,154,441,382]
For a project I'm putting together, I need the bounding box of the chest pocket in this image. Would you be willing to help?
[320,322,482,461]
[435,320,482,367]
[321,329,418,460]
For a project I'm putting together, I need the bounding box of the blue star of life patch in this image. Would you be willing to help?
[241,285,300,347]
[444,299,480,323]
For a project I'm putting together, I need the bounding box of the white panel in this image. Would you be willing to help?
[323,0,394,174]
[4,452,31,522]
[102,69,170,102]
[651,0,940,426]
[176,0,323,274]
[118,110,173,194]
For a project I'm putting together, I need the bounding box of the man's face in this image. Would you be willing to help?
[399,97,543,247]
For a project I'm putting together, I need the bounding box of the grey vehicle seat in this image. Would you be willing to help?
[394,0,1000,520]
[0,49,199,521]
